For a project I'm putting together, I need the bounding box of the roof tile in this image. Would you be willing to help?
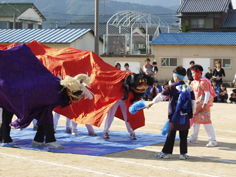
[150,32,236,45]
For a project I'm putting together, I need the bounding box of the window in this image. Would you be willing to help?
[33,24,38,29]
[0,21,9,29]
[161,58,177,67]
[205,18,213,29]
[22,22,28,29]
[214,13,222,18]
[213,59,231,68]
[191,19,205,28]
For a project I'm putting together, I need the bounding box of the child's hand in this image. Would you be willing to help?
[146,103,153,109]
[202,104,207,110]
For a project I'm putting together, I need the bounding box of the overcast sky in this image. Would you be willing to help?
[232,0,236,8]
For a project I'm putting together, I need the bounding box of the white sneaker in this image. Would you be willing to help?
[2,141,17,146]
[179,154,189,160]
[206,140,217,147]
[49,141,64,149]
[188,138,198,144]
[32,140,47,147]
[155,152,169,159]
[72,129,77,135]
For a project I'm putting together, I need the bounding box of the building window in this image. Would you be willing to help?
[214,13,222,18]
[191,19,205,28]
[22,22,28,29]
[33,24,38,29]
[161,58,177,67]
[213,59,231,68]
[0,21,9,29]
[205,18,213,29]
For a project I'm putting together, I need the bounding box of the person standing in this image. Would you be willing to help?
[123,63,131,72]
[188,65,217,147]
[0,109,15,145]
[212,60,225,86]
[115,63,121,70]
[152,62,158,78]
[143,58,153,77]
[187,61,195,84]
[147,66,195,159]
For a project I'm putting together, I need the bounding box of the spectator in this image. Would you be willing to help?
[152,61,158,77]
[123,63,131,72]
[229,89,236,103]
[205,69,213,80]
[143,58,154,77]
[143,80,162,101]
[149,81,160,101]
[163,81,169,89]
[218,84,228,103]
[212,60,225,86]
[115,63,121,69]
[212,80,220,102]
[232,73,236,88]
[187,61,195,84]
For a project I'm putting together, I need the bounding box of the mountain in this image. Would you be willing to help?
[111,0,181,7]
[2,0,178,28]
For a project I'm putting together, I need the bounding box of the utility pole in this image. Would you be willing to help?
[101,1,108,22]
[94,0,99,55]
[13,12,16,29]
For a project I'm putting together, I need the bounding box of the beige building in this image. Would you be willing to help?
[150,33,236,84]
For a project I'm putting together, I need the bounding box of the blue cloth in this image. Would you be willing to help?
[161,120,169,136]
[144,85,162,96]
[172,85,192,125]
[0,127,172,156]
[173,73,185,80]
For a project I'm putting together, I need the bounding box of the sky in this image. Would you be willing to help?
[232,0,236,8]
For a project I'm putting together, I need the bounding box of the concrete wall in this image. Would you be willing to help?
[18,8,43,25]
[101,55,155,73]
[151,45,236,82]
[70,32,103,55]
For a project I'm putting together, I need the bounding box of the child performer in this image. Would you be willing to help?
[188,65,217,147]
[53,112,96,135]
[147,66,195,159]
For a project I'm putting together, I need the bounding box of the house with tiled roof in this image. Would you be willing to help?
[177,0,236,32]
[150,32,236,83]
[0,3,46,29]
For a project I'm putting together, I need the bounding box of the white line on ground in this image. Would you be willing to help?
[101,156,220,177]
[0,152,121,177]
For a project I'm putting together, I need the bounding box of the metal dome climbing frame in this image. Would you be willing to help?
[105,11,169,54]
[106,10,169,35]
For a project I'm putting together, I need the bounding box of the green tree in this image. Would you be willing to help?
[182,21,191,32]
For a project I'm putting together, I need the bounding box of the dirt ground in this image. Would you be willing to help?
[0,92,236,177]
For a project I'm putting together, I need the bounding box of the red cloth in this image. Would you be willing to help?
[0,43,18,50]
[0,41,145,130]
